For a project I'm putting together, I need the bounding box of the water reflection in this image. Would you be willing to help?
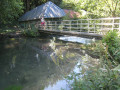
[0,37,99,90]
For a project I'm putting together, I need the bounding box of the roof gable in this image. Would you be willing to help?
[19,1,66,21]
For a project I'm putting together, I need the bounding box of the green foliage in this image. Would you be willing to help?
[67,66,120,90]
[20,22,40,37]
[21,28,39,37]
[0,0,23,25]
[102,30,120,64]
[61,0,120,18]
[4,85,23,90]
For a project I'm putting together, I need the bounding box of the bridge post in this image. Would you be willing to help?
[88,19,90,33]
[93,20,96,33]
[62,21,63,31]
[119,19,120,32]
[80,20,82,32]
[55,21,57,30]
[112,18,114,31]
[101,19,103,34]
[70,20,71,31]
[49,21,50,30]
[77,20,78,31]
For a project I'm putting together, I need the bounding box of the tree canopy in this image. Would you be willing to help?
[61,0,120,18]
[0,0,120,26]
[0,0,23,25]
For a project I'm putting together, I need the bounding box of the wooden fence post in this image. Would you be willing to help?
[70,20,71,31]
[45,21,47,30]
[119,19,120,32]
[61,21,63,31]
[101,19,103,34]
[88,19,89,33]
[55,21,56,30]
[80,20,82,32]
[112,18,114,31]
[93,20,96,33]
[77,20,78,31]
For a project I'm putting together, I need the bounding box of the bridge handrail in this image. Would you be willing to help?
[22,17,120,35]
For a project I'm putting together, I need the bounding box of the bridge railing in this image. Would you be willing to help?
[21,17,120,35]
[37,17,120,35]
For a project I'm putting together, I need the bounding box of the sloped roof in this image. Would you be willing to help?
[64,9,80,18]
[19,1,66,21]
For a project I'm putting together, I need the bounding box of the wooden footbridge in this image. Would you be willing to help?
[23,17,120,38]
[38,29,103,39]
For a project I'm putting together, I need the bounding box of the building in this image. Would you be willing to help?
[19,1,66,29]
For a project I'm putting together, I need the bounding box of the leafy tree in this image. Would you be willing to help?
[0,0,23,25]
[21,0,62,12]
[21,0,47,12]
[60,0,120,18]
[102,0,120,17]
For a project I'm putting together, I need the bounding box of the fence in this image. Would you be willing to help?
[22,17,120,35]
[42,17,120,34]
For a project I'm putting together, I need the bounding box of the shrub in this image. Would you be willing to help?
[67,66,120,90]
[21,27,39,37]
[102,30,120,64]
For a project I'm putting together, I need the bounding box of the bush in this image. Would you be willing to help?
[102,30,120,64]
[21,24,39,37]
[21,28,39,37]
[67,65,120,90]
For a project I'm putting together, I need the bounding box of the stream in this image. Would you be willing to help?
[0,35,99,90]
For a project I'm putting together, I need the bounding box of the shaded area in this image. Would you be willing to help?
[0,38,77,90]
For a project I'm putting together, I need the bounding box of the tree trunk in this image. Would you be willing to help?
[26,0,30,11]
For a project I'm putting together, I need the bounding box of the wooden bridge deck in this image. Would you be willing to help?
[38,29,103,39]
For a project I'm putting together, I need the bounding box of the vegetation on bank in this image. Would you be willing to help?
[0,25,39,38]
[21,28,39,37]
[66,31,120,90]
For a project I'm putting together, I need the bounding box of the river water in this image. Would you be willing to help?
[0,36,99,90]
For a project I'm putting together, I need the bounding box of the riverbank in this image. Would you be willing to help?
[0,32,22,38]
[0,27,22,39]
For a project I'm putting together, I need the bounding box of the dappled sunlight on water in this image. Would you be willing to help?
[0,36,99,90]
